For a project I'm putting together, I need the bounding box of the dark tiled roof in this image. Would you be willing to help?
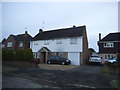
[100,32,120,41]
[8,33,33,42]
[2,38,6,44]
[33,25,86,40]
[16,34,33,42]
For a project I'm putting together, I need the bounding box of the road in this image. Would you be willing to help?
[2,64,119,89]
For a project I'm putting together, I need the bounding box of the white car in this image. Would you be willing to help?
[89,55,102,64]
[105,57,117,64]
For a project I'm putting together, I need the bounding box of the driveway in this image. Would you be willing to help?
[2,64,119,88]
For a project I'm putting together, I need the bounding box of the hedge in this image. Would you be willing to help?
[24,48,34,61]
[2,49,34,61]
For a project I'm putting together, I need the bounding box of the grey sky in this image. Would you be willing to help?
[2,2,118,51]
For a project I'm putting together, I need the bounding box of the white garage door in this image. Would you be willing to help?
[68,52,80,65]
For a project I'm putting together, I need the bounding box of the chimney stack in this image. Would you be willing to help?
[25,31,28,34]
[39,29,43,33]
[99,33,101,41]
[73,25,76,28]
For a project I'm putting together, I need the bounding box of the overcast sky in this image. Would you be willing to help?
[1,2,118,51]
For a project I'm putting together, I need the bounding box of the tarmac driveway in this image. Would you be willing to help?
[2,64,119,88]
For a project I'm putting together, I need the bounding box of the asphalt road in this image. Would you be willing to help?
[2,64,119,89]
[2,74,43,88]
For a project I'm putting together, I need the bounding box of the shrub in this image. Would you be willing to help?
[24,48,34,61]
[110,80,119,88]
[2,50,7,60]
[15,50,25,61]
[5,50,15,61]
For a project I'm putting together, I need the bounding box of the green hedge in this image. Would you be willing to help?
[24,48,34,61]
[15,50,25,61]
[2,49,34,61]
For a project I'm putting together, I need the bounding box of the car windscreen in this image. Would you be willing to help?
[91,56,100,58]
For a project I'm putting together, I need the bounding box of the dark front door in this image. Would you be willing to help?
[41,52,46,63]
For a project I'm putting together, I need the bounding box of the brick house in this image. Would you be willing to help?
[30,25,89,65]
[97,32,120,63]
[2,31,33,50]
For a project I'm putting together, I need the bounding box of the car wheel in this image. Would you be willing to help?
[48,61,51,64]
[62,62,65,65]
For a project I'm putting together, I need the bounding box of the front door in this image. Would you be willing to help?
[40,52,46,63]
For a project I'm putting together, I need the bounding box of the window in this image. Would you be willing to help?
[55,52,63,57]
[34,41,38,45]
[7,42,12,47]
[105,55,107,59]
[33,52,39,58]
[104,54,114,60]
[19,42,23,47]
[56,39,62,44]
[104,42,114,48]
[70,37,77,44]
[44,40,49,45]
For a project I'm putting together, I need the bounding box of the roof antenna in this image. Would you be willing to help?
[42,21,45,29]
[25,27,27,31]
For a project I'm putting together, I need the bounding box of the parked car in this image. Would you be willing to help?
[47,56,71,65]
[105,57,117,64]
[89,55,102,64]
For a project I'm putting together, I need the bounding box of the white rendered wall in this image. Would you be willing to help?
[68,52,80,65]
[30,36,82,53]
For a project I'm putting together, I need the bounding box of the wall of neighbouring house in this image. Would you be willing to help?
[4,36,16,50]
[98,53,117,63]
[82,29,89,64]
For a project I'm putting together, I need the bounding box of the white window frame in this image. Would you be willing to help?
[7,42,12,47]
[44,40,49,45]
[34,41,38,45]
[104,42,114,48]
[19,42,23,47]
[33,52,39,58]
[104,54,114,60]
[56,39,62,44]
[70,37,77,44]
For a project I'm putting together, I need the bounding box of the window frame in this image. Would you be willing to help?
[19,42,23,47]
[56,39,62,44]
[104,42,114,48]
[44,40,49,45]
[7,42,12,47]
[70,37,77,44]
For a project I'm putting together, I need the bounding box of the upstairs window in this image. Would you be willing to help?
[44,40,49,45]
[104,42,114,48]
[7,42,12,47]
[19,42,23,47]
[70,37,77,44]
[34,41,38,45]
[56,39,62,44]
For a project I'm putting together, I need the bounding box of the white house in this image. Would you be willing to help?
[30,25,89,65]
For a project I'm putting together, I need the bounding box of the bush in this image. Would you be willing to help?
[2,49,34,62]
[2,50,7,60]
[15,50,25,61]
[5,50,15,61]
[24,48,34,61]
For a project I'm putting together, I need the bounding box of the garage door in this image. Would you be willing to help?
[68,52,80,65]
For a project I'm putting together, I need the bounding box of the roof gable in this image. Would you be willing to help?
[100,32,120,41]
[33,25,86,40]
[5,32,33,42]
